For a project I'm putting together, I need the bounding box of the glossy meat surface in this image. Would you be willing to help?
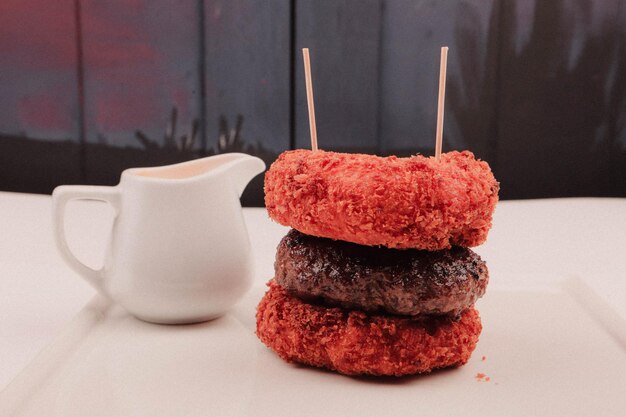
[275,229,488,316]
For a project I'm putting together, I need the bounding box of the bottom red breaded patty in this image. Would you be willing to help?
[256,281,482,377]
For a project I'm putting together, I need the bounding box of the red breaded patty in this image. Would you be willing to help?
[256,281,482,376]
[264,149,499,250]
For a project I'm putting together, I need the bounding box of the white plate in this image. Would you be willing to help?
[1,277,625,417]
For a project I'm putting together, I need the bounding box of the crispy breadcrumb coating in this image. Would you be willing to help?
[256,281,482,376]
[264,150,499,250]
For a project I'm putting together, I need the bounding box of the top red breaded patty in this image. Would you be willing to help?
[264,150,499,250]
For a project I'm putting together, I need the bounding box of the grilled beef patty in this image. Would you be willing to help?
[274,229,488,317]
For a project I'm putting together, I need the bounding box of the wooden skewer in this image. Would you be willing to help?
[302,48,318,151]
[435,46,449,161]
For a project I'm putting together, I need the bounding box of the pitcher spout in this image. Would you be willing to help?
[223,153,266,197]
[122,152,266,197]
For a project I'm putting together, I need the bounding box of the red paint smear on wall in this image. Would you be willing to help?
[83,0,159,69]
[1,0,196,141]
[93,88,160,131]
[81,1,171,136]
[18,93,73,131]
[0,0,76,71]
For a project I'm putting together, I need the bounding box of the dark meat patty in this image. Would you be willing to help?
[274,229,488,316]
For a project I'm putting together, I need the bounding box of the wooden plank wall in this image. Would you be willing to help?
[80,0,202,185]
[0,0,82,193]
[295,0,382,152]
[496,0,622,198]
[204,0,290,153]
[203,0,290,204]
[377,0,498,162]
[1,0,625,204]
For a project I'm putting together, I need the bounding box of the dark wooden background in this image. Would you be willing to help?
[1,0,625,206]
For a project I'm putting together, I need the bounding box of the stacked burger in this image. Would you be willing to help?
[256,149,499,376]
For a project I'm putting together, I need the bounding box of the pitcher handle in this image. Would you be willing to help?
[52,185,120,295]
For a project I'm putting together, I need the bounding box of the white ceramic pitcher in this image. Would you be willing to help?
[52,153,265,324]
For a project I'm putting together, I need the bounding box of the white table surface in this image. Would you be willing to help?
[1,192,625,392]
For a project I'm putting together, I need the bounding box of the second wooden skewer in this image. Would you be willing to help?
[435,46,449,161]
[302,48,319,151]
